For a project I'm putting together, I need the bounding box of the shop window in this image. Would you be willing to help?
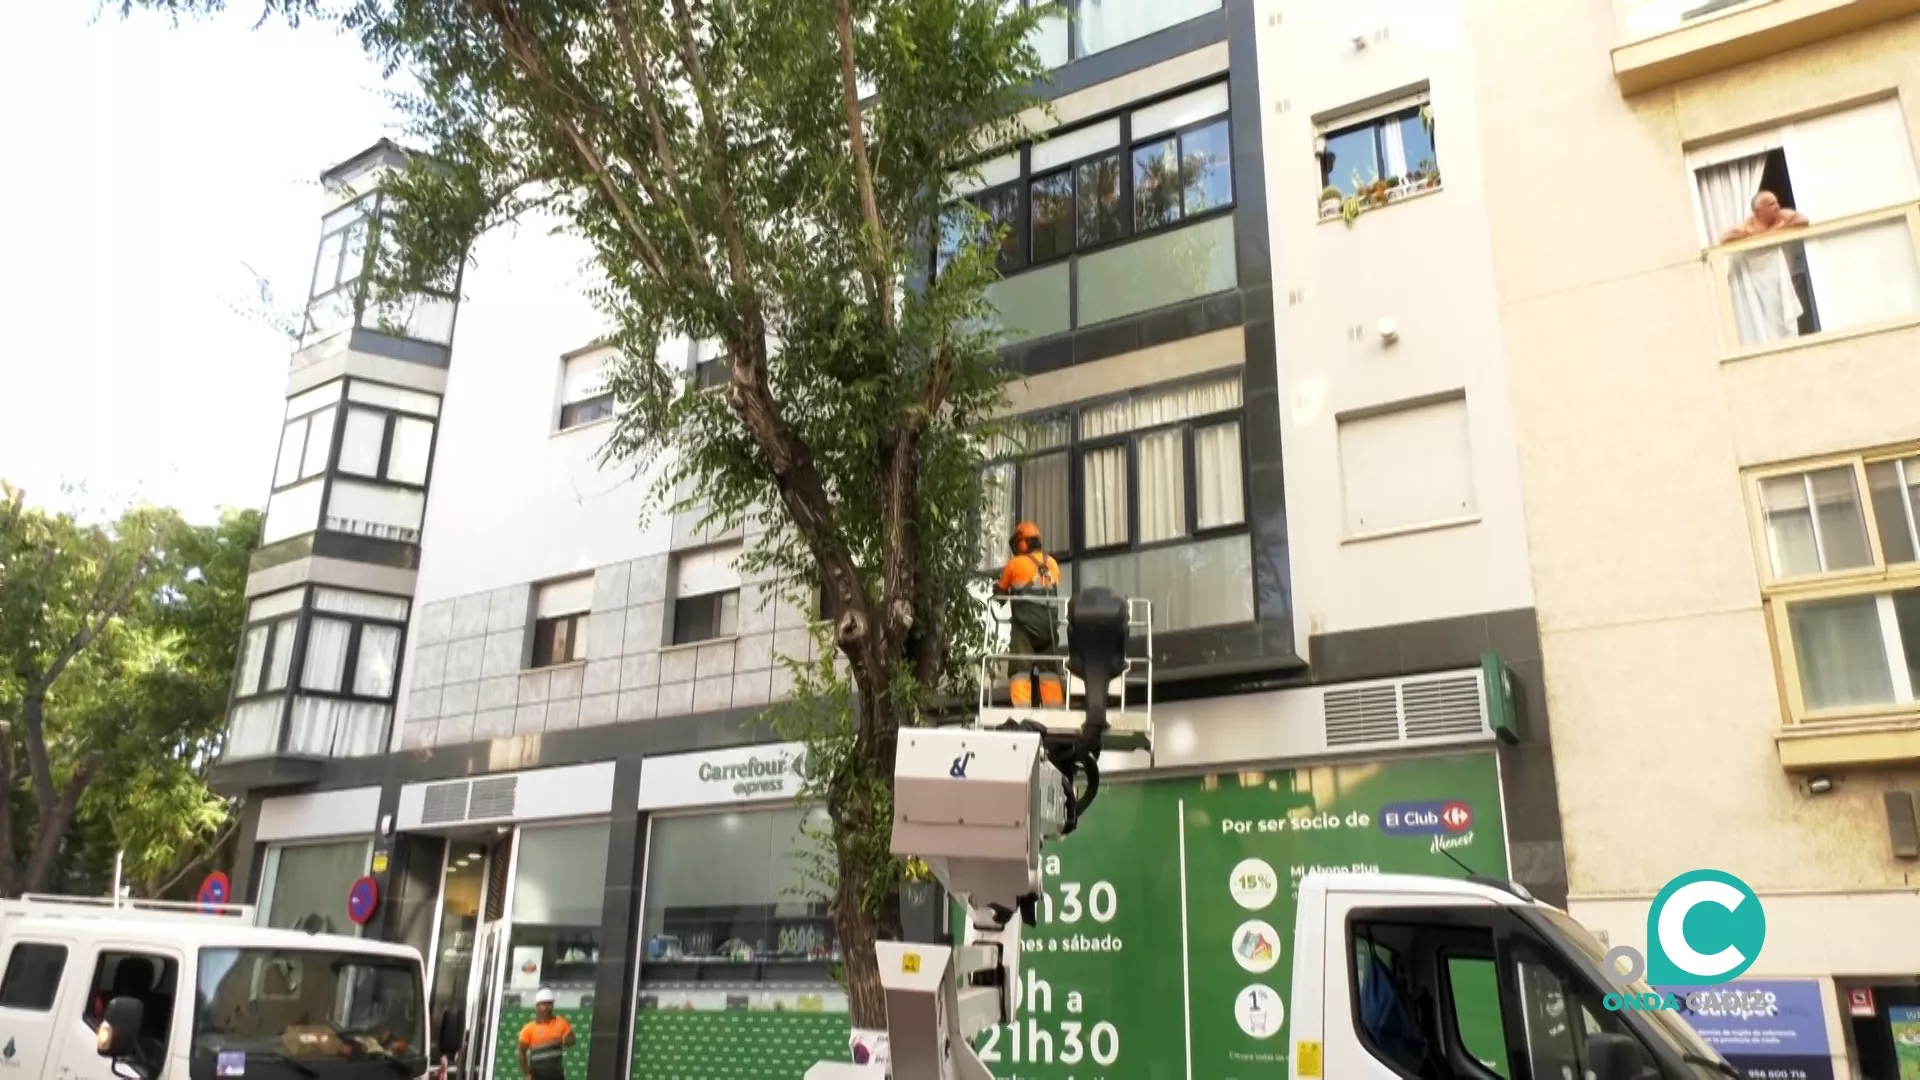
[531,577,592,668]
[0,943,67,1011]
[636,807,841,1014]
[1751,450,1920,723]
[502,821,608,1039]
[261,839,372,936]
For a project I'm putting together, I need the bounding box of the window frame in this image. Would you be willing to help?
[303,189,463,346]
[268,378,439,533]
[0,942,68,1013]
[335,404,438,490]
[228,585,410,757]
[558,393,616,431]
[531,612,587,669]
[1314,92,1440,215]
[978,370,1250,577]
[933,81,1236,282]
[1747,444,1920,723]
[672,590,742,646]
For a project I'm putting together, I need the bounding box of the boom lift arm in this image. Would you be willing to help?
[806,587,1136,1080]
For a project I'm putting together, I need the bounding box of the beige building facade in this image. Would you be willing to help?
[1466,0,1920,1072]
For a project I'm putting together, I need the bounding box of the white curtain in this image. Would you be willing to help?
[1195,422,1245,529]
[288,697,390,758]
[1698,154,1802,345]
[224,700,283,759]
[239,627,269,695]
[1082,446,1129,548]
[315,587,410,621]
[266,617,296,691]
[1022,452,1071,555]
[354,625,401,697]
[1381,118,1410,181]
[1789,597,1895,711]
[302,618,352,692]
[1137,430,1186,543]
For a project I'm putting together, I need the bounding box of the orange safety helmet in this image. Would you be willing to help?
[1010,521,1042,552]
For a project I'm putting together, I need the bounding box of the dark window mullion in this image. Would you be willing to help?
[340,622,364,696]
[1118,113,1134,240]
[1017,145,1032,270]
[377,413,397,481]
[1182,422,1200,537]
[1125,434,1142,551]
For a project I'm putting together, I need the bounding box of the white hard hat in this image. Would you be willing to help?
[534,988,555,1005]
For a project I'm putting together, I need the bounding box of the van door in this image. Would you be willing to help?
[0,933,78,1078]
[55,944,185,1080]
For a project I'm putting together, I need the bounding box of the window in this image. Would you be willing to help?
[0,943,67,1012]
[274,385,341,491]
[1005,0,1222,69]
[1692,99,1920,351]
[936,83,1233,278]
[1337,394,1477,537]
[636,807,841,1018]
[504,823,608,1021]
[270,588,409,758]
[82,951,180,1036]
[338,406,436,486]
[532,577,592,668]
[978,374,1252,632]
[1446,957,1510,1077]
[671,545,743,645]
[194,949,424,1073]
[1316,91,1439,214]
[302,191,460,349]
[262,839,373,935]
[1752,449,1920,721]
[559,349,615,431]
[691,339,728,392]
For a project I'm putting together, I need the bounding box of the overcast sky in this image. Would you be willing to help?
[0,1,401,523]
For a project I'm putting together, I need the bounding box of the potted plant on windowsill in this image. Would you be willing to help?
[1411,159,1441,191]
[1368,178,1391,207]
[1319,185,1343,218]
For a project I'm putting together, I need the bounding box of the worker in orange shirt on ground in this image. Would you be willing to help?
[517,988,576,1080]
[995,521,1066,709]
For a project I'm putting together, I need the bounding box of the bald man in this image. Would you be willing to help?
[1721,189,1809,243]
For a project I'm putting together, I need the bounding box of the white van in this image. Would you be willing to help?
[0,894,428,1080]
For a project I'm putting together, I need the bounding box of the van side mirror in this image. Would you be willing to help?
[1586,1032,1657,1080]
[95,997,145,1059]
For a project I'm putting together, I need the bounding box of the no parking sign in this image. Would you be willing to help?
[347,876,380,926]
[196,872,230,913]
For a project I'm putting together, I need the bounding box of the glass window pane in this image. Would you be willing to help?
[1396,110,1436,181]
[302,618,352,693]
[1181,118,1234,215]
[1867,458,1920,565]
[1132,138,1181,232]
[1195,422,1245,529]
[508,823,611,1020]
[224,699,284,760]
[1447,958,1510,1078]
[354,625,401,698]
[1030,172,1075,263]
[1022,452,1070,558]
[339,408,387,477]
[275,419,308,489]
[1895,588,1920,702]
[936,204,970,276]
[314,588,410,621]
[979,464,1016,571]
[339,219,370,285]
[978,186,1024,273]
[239,626,269,696]
[1809,466,1872,571]
[1136,429,1187,544]
[1322,124,1381,197]
[1759,475,1819,577]
[301,406,336,480]
[1788,594,1895,711]
[264,840,369,934]
[388,417,434,485]
[1075,154,1125,247]
[266,617,297,691]
[1082,445,1129,548]
[1077,533,1253,633]
[311,232,346,298]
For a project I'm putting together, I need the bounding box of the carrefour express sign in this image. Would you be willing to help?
[637,741,810,810]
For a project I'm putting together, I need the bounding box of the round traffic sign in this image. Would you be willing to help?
[347,876,380,925]
[197,872,231,912]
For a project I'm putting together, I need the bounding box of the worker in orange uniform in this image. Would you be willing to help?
[517,988,576,1080]
[995,521,1066,709]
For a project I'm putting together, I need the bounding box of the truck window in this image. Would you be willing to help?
[81,950,180,1065]
[1444,956,1509,1078]
[1507,938,1647,1080]
[0,943,68,1012]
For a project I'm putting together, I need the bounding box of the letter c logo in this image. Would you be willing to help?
[1645,870,1765,985]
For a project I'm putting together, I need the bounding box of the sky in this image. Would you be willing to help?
[0,1,403,524]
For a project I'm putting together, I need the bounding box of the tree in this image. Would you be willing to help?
[0,483,259,897]
[116,0,1049,1026]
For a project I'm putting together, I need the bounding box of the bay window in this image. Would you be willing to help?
[224,587,409,760]
[301,190,460,349]
[262,378,440,547]
[1752,449,1920,722]
[978,373,1253,633]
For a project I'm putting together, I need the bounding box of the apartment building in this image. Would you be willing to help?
[1462,0,1920,1075]
[201,3,1570,1078]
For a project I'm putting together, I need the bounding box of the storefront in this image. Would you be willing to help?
[392,761,617,1080]
[629,742,851,1078]
[252,786,384,934]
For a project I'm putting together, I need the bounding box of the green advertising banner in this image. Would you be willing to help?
[970,751,1508,1080]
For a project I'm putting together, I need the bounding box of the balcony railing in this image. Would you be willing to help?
[977,593,1155,750]
[1708,202,1920,356]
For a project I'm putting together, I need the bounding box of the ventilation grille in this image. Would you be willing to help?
[420,782,471,825]
[469,776,519,820]
[1322,672,1487,749]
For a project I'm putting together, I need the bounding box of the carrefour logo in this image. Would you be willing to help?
[1602,870,1767,1012]
[1378,799,1474,837]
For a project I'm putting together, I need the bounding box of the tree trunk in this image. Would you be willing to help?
[21,756,101,894]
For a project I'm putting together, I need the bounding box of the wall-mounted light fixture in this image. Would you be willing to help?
[1377,318,1400,346]
[1807,776,1835,795]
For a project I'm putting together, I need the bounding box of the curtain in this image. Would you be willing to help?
[339,408,386,476]
[1023,452,1070,554]
[1789,596,1895,711]
[288,697,390,757]
[266,617,296,691]
[239,627,269,695]
[1137,430,1186,543]
[315,587,410,621]
[1082,446,1129,548]
[1698,154,1802,345]
[1195,422,1245,529]
[355,625,401,698]
[225,700,283,759]
[302,618,352,692]
[1381,117,1409,181]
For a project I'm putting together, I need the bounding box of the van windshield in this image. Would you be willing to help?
[192,947,424,1077]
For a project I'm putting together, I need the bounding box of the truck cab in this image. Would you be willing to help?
[0,895,428,1080]
[1289,873,1738,1080]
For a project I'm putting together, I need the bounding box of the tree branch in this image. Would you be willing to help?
[152,814,241,897]
[0,739,18,897]
[22,752,103,894]
[832,0,895,333]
